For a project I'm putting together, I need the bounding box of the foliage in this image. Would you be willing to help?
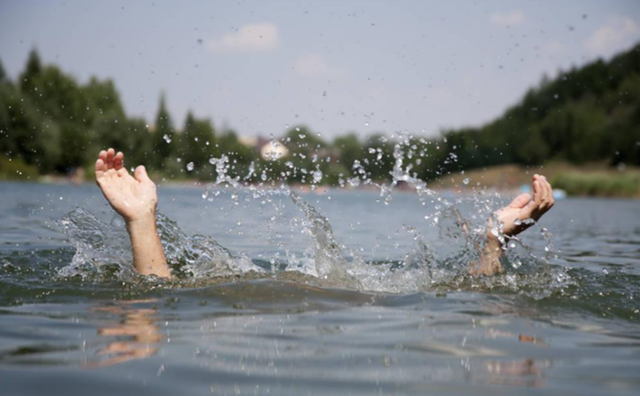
[0,155,39,180]
[1,44,640,185]
[553,172,640,197]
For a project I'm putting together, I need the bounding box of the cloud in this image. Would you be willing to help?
[206,22,278,52]
[293,53,343,77]
[489,10,525,27]
[585,17,639,56]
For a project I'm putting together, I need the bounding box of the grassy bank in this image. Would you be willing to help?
[434,162,640,198]
[0,156,40,181]
[552,172,640,197]
[3,156,639,198]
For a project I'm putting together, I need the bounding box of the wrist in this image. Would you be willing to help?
[125,213,157,234]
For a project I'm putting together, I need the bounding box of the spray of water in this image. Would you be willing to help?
[56,131,576,297]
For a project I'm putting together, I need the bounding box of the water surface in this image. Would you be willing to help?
[1,181,639,395]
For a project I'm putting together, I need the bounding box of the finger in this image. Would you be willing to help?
[543,176,554,208]
[537,175,549,207]
[114,151,124,170]
[98,150,108,164]
[106,148,115,169]
[509,193,532,209]
[95,159,106,182]
[134,165,152,184]
[539,176,549,204]
[530,180,542,212]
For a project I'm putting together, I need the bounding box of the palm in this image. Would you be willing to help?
[495,175,554,237]
[95,149,158,222]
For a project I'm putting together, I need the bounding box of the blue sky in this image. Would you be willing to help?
[1,0,639,140]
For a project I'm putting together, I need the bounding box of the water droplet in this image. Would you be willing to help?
[163,134,172,143]
[186,162,194,171]
[312,169,323,184]
[463,178,470,185]
[197,38,203,45]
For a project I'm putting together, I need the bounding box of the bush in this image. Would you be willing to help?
[0,156,40,180]
[553,172,640,197]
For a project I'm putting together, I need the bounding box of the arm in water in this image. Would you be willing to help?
[94,149,552,279]
[95,149,171,278]
[470,174,555,276]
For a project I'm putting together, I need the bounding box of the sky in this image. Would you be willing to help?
[1,0,640,140]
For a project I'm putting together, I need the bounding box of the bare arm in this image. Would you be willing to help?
[471,174,555,276]
[95,149,171,278]
[126,215,170,278]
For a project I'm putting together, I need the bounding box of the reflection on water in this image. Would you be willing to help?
[481,358,549,388]
[84,300,161,368]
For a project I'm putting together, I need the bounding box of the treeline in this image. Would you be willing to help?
[1,44,640,185]
[441,43,640,171]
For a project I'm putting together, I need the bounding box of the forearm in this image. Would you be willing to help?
[470,236,503,276]
[126,216,171,278]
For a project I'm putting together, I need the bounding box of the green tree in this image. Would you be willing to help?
[20,48,42,94]
[333,132,363,170]
[150,94,175,171]
[180,112,216,177]
[0,86,61,172]
[0,59,6,83]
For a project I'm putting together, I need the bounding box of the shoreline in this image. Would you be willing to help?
[2,162,639,198]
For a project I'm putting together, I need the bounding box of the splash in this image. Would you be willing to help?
[58,187,572,298]
[56,131,571,295]
[59,208,257,280]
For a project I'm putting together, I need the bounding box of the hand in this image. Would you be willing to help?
[95,148,158,224]
[493,174,555,238]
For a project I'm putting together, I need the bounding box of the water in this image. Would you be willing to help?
[1,181,640,395]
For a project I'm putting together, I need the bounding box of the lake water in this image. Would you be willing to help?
[1,181,639,395]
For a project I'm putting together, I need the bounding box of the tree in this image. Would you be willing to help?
[333,132,363,170]
[0,59,6,83]
[150,94,175,171]
[20,48,42,94]
[1,86,61,172]
[180,112,216,176]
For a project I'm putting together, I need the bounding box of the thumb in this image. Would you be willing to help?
[134,165,152,184]
[509,193,532,209]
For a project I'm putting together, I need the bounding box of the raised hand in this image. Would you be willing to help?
[94,148,170,278]
[472,174,555,276]
[494,174,555,238]
[95,148,158,223]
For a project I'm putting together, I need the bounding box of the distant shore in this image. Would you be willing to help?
[2,161,639,198]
